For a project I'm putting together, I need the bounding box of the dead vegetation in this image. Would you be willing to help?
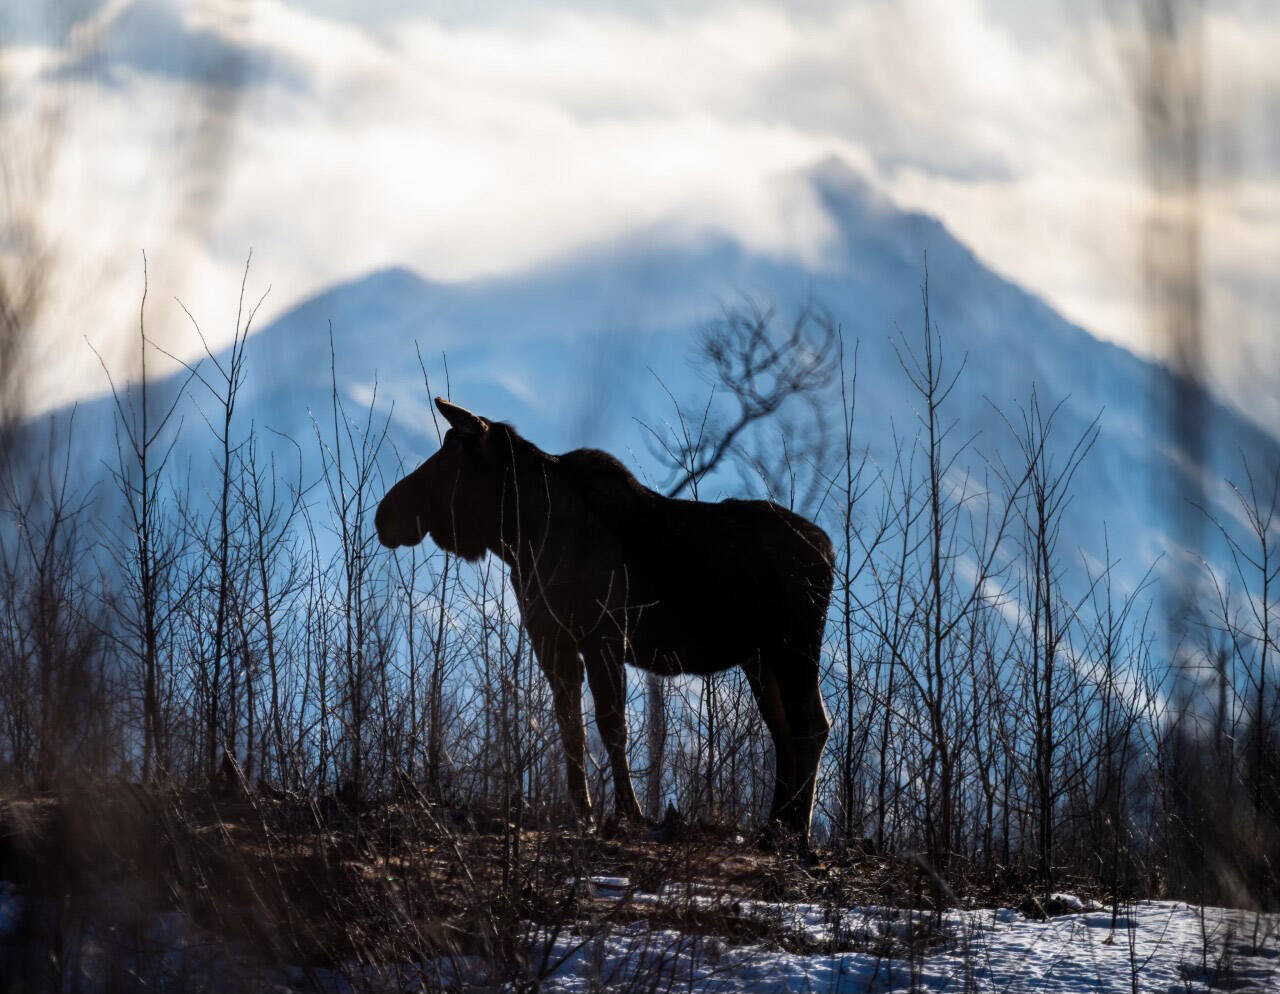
[1,780,1123,988]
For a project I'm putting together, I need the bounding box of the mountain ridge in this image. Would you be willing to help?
[13,157,1275,606]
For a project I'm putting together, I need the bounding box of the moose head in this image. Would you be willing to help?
[374,398,502,561]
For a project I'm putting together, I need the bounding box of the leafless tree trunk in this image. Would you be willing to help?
[999,390,1099,887]
[157,256,265,779]
[93,259,199,782]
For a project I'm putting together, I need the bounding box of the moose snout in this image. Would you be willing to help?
[373,498,402,548]
[374,487,430,549]
[373,501,396,547]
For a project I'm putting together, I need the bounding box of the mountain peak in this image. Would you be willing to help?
[804,155,875,197]
[801,155,893,215]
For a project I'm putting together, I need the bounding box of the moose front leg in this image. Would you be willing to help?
[584,650,644,824]
[745,667,796,833]
[536,640,592,820]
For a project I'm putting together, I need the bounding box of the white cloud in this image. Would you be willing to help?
[4,0,1278,429]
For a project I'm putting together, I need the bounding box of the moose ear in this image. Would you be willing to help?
[435,397,488,436]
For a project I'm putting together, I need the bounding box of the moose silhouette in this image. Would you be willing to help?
[375,398,834,844]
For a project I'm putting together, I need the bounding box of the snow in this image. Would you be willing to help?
[503,886,1280,993]
[4,874,1277,992]
[567,874,633,899]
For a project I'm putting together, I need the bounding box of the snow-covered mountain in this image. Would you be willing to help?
[18,158,1278,605]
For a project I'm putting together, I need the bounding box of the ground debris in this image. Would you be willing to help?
[3,786,1279,991]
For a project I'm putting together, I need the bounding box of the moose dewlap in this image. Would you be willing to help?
[375,397,835,843]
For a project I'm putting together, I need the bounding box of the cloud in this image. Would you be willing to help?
[4,0,1279,432]
[0,1,107,47]
[53,0,306,89]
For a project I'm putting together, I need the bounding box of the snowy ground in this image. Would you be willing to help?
[3,876,1278,992]
[431,881,1280,994]
[547,905,1269,987]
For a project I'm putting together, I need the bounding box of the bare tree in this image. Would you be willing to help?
[93,258,198,781]
[646,299,838,509]
[312,327,394,804]
[829,339,885,846]
[998,389,1100,887]
[0,410,108,786]
[236,426,307,784]
[893,275,1025,874]
[168,256,266,777]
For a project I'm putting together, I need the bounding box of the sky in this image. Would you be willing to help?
[2,0,1277,427]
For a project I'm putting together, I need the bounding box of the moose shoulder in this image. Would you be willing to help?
[375,397,835,844]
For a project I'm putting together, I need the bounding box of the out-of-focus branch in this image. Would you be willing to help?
[0,24,66,449]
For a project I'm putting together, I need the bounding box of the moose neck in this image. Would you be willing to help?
[486,432,564,579]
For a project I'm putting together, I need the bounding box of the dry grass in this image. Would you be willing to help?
[1,779,1119,994]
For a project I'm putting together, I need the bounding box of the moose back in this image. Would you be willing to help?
[375,398,834,842]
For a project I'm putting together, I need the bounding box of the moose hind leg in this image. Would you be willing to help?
[585,650,644,822]
[785,672,830,842]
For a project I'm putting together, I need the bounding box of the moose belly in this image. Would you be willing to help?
[589,567,801,677]
[532,497,830,677]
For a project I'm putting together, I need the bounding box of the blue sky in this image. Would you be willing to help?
[2,0,1277,427]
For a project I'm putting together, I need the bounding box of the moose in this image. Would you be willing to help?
[375,398,835,844]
